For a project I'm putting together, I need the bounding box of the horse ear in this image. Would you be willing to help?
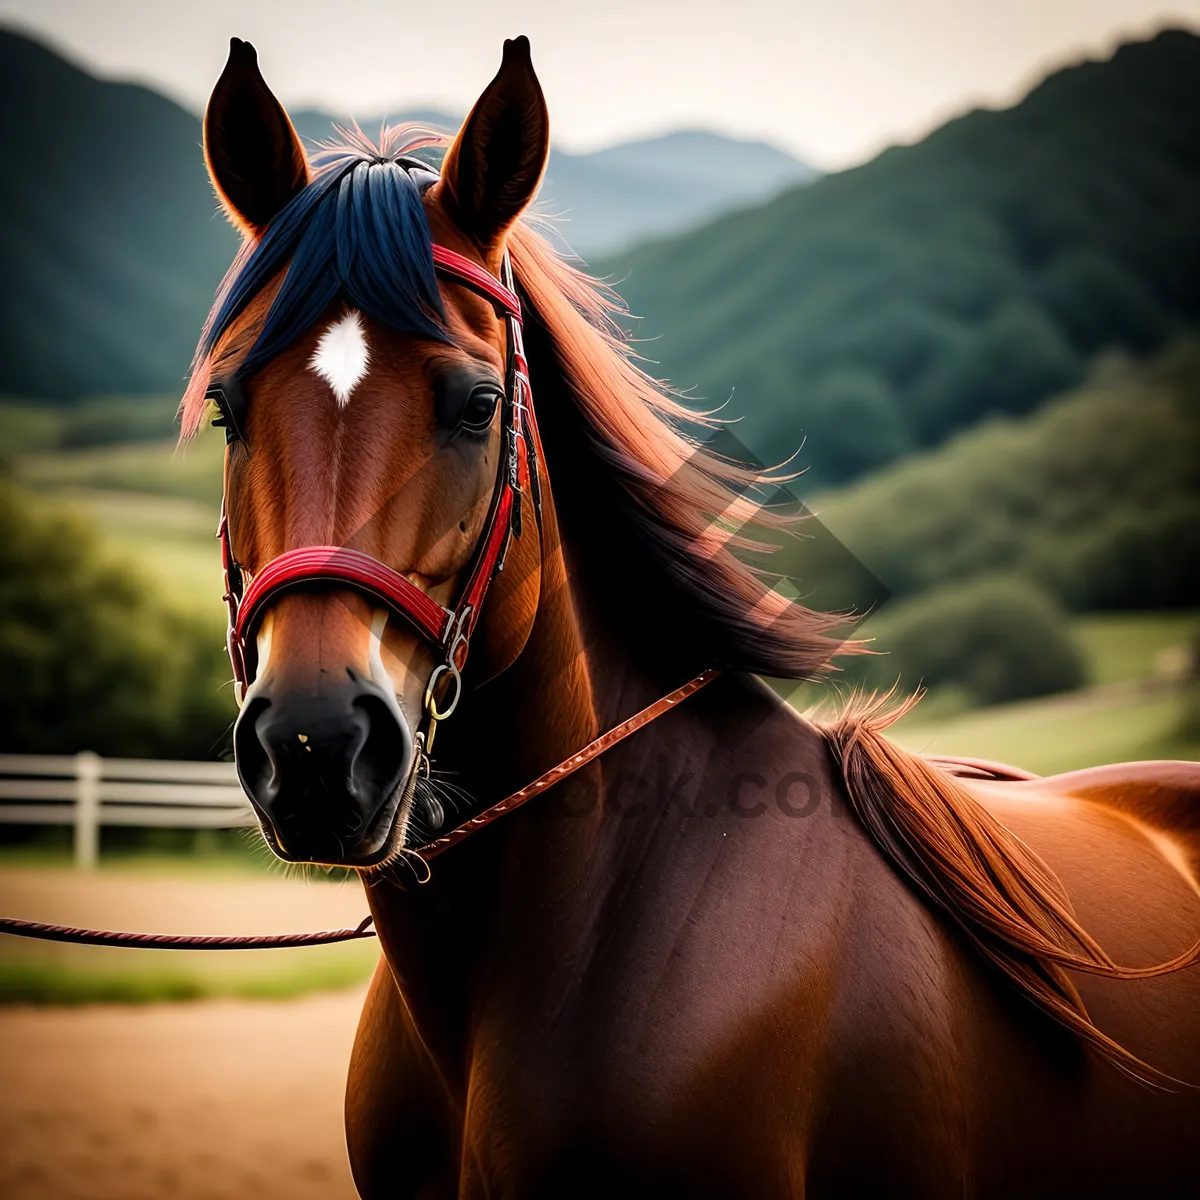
[440,36,550,250]
[204,38,310,236]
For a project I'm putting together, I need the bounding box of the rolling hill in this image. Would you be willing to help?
[801,340,1200,615]
[0,31,240,400]
[0,28,812,400]
[290,108,814,256]
[604,30,1200,487]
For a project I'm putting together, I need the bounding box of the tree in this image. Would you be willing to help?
[812,341,1200,614]
[851,574,1086,706]
[911,300,1081,437]
[0,482,234,757]
[800,368,912,483]
[1037,249,1168,355]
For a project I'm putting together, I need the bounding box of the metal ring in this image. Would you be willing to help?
[424,662,462,722]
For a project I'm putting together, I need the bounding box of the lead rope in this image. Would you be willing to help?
[0,671,719,951]
[0,914,377,951]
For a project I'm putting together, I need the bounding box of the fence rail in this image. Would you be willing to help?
[0,753,253,867]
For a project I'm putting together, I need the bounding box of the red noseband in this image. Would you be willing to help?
[218,246,541,714]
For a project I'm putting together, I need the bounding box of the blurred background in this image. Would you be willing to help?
[0,2,1197,1196]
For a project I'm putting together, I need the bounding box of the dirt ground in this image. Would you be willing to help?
[0,990,364,1199]
[0,867,377,1199]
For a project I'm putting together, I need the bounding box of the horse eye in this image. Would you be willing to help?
[460,384,501,434]
[435,370,503,439]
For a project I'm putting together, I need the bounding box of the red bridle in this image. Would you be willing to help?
[219,245,542,735]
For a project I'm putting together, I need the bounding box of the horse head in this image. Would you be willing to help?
[194,37,549,866]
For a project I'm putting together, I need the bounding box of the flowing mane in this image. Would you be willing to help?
[504,221,854,679]
[491,218,1200,1084]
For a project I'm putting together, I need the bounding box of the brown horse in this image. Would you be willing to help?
[186,36,1200,1198]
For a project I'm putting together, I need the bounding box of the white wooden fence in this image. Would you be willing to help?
[0,753,254,868]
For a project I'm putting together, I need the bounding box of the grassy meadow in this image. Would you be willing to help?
[784,610,1200,777]
[889,610,1200,775]
[10,427,225,613]
[2,29,1197,1021]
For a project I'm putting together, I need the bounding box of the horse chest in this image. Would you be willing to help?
[435,833,960,1192]
[449,936,965,1196]
[452,1000,965,1200]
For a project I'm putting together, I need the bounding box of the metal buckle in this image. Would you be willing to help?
[424,606,470,727]
[444,606,471,669]
[424,661,462,723]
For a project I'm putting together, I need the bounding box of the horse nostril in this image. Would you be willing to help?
[233,695,274,803]
[350,693,408,808]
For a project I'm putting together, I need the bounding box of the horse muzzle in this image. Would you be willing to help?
[233,672,414,866]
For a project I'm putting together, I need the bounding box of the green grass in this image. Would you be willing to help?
[0,833,271,876]
[0,959,207,1004]
[0,827,363,881]
[0,399,64,453]
[62,488,223,610]
[885,609,1200,775]
[8,428,226,612]
[0,395,181,454]
[1073,611,1200,686]
[7,483,223,616]
[0,940,379,1006]
[843,606,1200,690]
[790,609,1200,776]
[15,433,224,507]
[890,682,1197,777]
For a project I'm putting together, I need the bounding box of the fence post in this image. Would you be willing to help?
[74,751,101,870]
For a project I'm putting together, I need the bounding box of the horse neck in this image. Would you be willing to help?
[363,484,647,1080]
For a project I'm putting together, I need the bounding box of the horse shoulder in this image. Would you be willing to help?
[800,785,985,1195]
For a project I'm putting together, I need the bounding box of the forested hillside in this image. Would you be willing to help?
[0,32,239,398]
[0,29,811,399]
[606,30,1200,486]
[804,340,1200,614]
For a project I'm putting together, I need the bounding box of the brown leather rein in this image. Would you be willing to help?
[0,671,719,950]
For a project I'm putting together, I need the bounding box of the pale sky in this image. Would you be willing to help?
[3,0,1198,168]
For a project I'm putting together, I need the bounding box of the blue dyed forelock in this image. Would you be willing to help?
[202,152,451,380]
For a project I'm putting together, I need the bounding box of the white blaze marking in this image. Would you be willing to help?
[367,609,396,695]
[255,614,274,677]
[367,608,413,740]
[309,311,370,407]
